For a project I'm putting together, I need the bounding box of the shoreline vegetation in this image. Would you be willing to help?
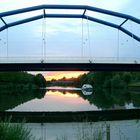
[0,117,35,140]
[0,72,47,89]
[47,71,140,90]
[0,72,47,111]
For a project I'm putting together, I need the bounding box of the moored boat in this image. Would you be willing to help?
[81,84,93,95]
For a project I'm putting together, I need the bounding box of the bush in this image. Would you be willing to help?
[0,118,35,140]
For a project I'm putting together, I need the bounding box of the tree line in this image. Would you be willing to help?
[0,72,47,88]
[74,71,140,88]
[47,71,140,89]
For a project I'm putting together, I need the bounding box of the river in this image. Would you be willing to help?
[4,86,139,112]
[24,120,140,140]
[1,86,140,139]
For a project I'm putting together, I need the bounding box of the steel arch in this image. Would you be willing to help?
[0,5,140,42]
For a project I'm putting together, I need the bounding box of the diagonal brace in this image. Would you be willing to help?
[0,17,8,26]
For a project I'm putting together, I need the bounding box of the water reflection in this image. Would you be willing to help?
[0,88,46,111]
[87,88,140,109]
[46,91,79,98]
[1,86,140,111]
[47,86,93,96]
[81,89,93,96]
[6,87,97,112]
[84,88,129,109]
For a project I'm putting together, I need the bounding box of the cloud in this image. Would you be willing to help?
[34,18,83,37]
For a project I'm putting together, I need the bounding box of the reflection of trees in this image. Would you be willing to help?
[87,88,115,109]
[110,88,130,107]
[79,87,140,109]
[49,87,140,109]
[0,88,46,111]
[130,92,140,107]
[70,71,140,109]
[79,88,132,109]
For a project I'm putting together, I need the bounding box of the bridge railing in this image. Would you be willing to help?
[0,56,139,64]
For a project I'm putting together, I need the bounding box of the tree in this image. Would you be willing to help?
[93,71,112,87]
[111,74,125,88]
[34,74,47,87]
[122,72,132,85]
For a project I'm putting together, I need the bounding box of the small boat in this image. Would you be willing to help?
[81,84,93,95]
[81,90,93,96]
[82,84,93,90]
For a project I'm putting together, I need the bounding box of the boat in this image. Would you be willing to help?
[82,84,93,90]
[81,84,93,95]
[81,90,93,96]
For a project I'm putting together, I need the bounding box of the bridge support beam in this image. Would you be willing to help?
[0,13,140,42]
[0,63,140,71]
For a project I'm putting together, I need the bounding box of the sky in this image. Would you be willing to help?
[0,0,140,59]
[0,0,132,12]
[0,0,140,79]
[45,71,88,80]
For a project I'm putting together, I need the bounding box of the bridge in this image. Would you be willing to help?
[0,5,140,71]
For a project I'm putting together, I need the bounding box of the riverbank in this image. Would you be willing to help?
[0,83,39,89]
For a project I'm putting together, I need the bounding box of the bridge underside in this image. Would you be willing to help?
[1,63,140,71]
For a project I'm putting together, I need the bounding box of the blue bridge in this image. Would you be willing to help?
[0,5,140,71]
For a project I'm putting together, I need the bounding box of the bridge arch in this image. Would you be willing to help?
[0,5,140,42]
[0,5,140,70]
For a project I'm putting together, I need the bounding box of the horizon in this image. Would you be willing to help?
[45,71,88,81]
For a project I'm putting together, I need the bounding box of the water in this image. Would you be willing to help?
[24,120,140,140]
[7,87,99,112]
[0,86,138,112]
[1,86,140,139]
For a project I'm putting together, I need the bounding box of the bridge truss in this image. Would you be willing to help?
[0,5,140,71]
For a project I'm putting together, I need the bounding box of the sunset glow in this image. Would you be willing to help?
[45,71,88,81]
[46,91,79,98]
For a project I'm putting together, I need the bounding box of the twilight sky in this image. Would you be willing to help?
[45,71,88,80]
[0,0,140,60]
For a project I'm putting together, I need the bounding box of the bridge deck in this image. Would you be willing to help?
[0,63,140,71]
[0,57,140,71]
[0,56,139,63]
